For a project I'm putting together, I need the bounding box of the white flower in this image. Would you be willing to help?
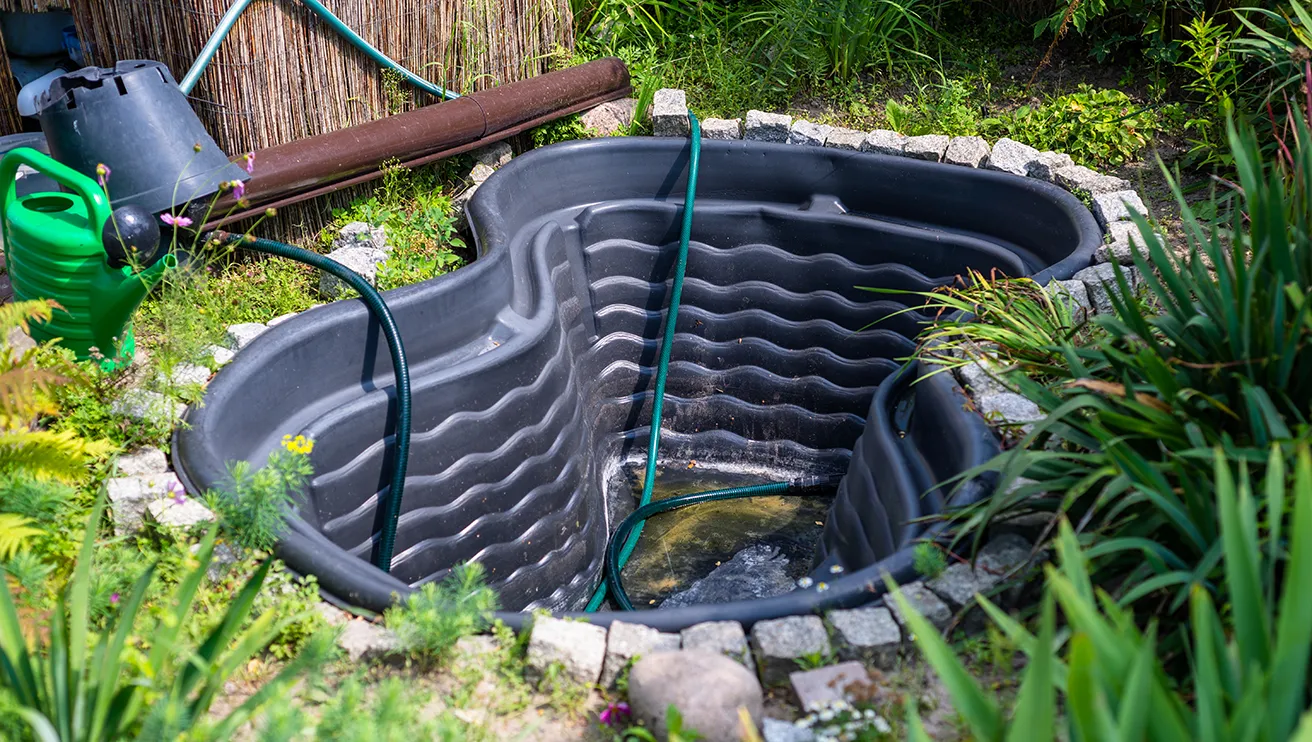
[863,708,876,719]
[819,710,834,722]
[829,564,844,574]
[817,581,830,592]
[874,716,892,734]
[798,576,814,588]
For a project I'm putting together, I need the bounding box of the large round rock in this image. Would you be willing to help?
[628,650,764,742]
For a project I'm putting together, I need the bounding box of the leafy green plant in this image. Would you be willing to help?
[531,114,592,147]
[1179,14,1240,167]
[383,561,498,662]
[900,446,1312,741]
[204,436,314,552]
[946,115,1312,629]
[0,493,331,741]
[1005,85,1157,166]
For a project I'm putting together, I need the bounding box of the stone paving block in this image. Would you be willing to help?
[822,127,865,150]
[111,389,185,424]
[943,136,990,167]
[652,88,690,137]
[223,322,267,350]
[629,651,763,742]
[681,620,752,669]
[976,391,1043,427]
[751,615,831,687]
[886,582,952,635]
[1074,262,1142,316]
[745,110,791,143]
[1054,165,1130,197]
[526,616,608,685]
[581,99,638,136]
[903,134,949,161]
[600,620,681,689]
[337,620,402,663]
[788,120,831,147]
[115,446,167,477]
[955,356,1011,398]
[1026,151,1073,182]
[1091,190,1148,228]
[107,472,182,535]
[318,247,387,300]
[473,140,514,169]
[985,137,1041,176]
[789,661,875,710]
[701,117,742,140]
[825,605,901,669]
[860,129,907,155]
[1045,279,1091,323]
[147,496,215,530]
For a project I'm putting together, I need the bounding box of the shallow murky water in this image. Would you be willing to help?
[618,464,832,608]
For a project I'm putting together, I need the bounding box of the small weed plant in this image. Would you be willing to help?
[384,560,498,663]
[205,435,314,552]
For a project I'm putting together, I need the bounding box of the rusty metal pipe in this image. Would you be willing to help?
[207,58,630,227]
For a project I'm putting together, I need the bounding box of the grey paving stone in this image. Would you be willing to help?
[337,620,402,663]
[107,472,183,535]
[822,127,865,150]
[745,110,791,143]
[525,616,608,685]
[976,391,1043,426]
[943,136,990,167]
[600,620,681,689]
[473,140,514,169]
[751,615,831,687]
[681,620,752,669]
[1074,262,1142,315]
[763,718,816,742]
[886,582,952,635]
[1026,151,1074,182]
[701,117,742,140]
[318,246,387,300]
[789,661,875,710]
[115,446,167,477]
[111,389,184,424]
[223,322,267,350]
[985,137,1041,176]
[652,88,690,137]
[788,119,831,147]
[147,496,215,530]
[333,221,388,252]
[1091,190,1148,228]
[1055,165,1131,197]
[903,134,949,161]
[826,605,901,669]
[860,129,907,156]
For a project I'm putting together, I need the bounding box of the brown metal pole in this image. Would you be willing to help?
[210,58,630,226]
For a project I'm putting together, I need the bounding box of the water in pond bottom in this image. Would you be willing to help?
[618,465,832,608]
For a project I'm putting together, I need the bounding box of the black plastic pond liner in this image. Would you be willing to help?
[173,137,1100,630]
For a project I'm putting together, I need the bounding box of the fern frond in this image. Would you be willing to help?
[0,367,65,423]
[0,300,56,339]
[0,514,41,560]
[0,429,115,482]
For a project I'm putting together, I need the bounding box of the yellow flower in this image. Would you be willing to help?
[280,434,314,455]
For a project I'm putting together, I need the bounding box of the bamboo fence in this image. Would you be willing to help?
[70,0,573,155]
[51,0,573,241]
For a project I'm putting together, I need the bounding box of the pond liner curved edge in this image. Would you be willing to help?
[174,137,1099,631]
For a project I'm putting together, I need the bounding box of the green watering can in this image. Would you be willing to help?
[1,147,174,370]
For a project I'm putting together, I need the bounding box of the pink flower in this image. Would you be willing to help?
[599,702,631,728]
[243,152,255,174]
[161,213,194,228]
[230,179,246,200]
[110,592,120,605]
[167,479,186,504]
[96,163,111,187]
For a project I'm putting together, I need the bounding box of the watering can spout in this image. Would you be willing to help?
[89,254,176,356]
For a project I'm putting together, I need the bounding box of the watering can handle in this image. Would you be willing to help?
[0,148,113,233]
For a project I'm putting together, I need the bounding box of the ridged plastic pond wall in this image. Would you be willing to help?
[174,138,1100,630]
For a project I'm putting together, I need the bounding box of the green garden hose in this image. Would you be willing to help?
[180,0,460,101]
[582,113,830,612]
[210,232,412,573]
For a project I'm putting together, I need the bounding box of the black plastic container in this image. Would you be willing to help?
[37,61,247,215]
[174,137,1100,630]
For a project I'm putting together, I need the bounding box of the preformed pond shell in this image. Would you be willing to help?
[174,137,1100,630]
